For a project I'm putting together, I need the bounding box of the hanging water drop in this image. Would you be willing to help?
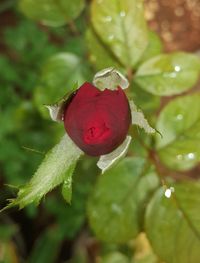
[174,65,181,72]
[120,11,126,17]
[187,152,195,160]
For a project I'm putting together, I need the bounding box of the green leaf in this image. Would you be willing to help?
[45,158,98,239]
[129,83,160,116]
[19,0,85,27]
[34,52,89,118]
[137,30,163,66]
[28,227,62,263]
[91,0,148,68]
[86,29,122,71]
[100,252,129,263]
[3,134,83,210]
[145,181,200,263]
[156,93,200,171]
[135,52,200,96]
[61,162,76,204]
[88,158,159,243]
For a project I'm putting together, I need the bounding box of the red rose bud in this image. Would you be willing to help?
[64,82,131,156]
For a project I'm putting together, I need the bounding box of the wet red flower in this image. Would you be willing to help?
[64,82,131,156]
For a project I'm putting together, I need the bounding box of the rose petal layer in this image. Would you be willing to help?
[64,82,131,156]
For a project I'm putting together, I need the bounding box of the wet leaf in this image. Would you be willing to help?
[88,158,159,243]
[137,30,163,66]
[135,52,200,96]
[130,83,160,116]
[91,0,148,68]
[2,134,83,210]
[86,29,122,71]
[19,0,85,27]
[61,162,76,204]
[156,93,200,171]
[145,181,200,263]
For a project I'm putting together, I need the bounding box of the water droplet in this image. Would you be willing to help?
[187,152,195,160]
[103,16,112,22]
[176,114,183,120]
[108,35,114,41]
[120,11,126,17]
[63,178,72,188]
[165,188,172,198]
[174,65,181,72]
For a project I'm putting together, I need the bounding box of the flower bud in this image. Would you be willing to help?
[64,82,131,156]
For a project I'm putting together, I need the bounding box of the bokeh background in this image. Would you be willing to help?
[0,0,200,262]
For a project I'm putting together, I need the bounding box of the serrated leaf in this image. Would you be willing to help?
[129,100,155,134]
[91,0,148,68]
[19,0,85,27]
[86,29,122,71]
[156,93,200,171]
[97,135,131,173]
[135,52,200,96]
[93,67,129,90]
[3,134,83,210]
[34,53,89,118]
[88,158,159,243]
[45,158,98,239]
[145,181,200,263]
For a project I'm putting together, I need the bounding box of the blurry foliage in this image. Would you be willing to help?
[0,0,200,262]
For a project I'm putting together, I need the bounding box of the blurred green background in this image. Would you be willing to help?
[0,0,200,262]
